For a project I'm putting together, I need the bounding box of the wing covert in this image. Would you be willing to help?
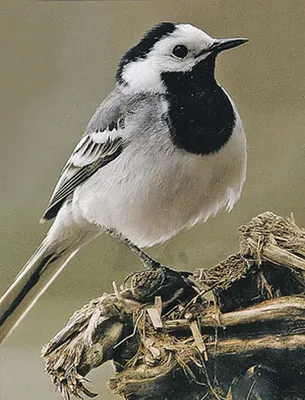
[40,89,154,222]
[41,125,124,222]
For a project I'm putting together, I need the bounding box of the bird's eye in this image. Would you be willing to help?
[172,45,188,59]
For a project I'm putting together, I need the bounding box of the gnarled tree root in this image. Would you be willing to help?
[42,212,305,400]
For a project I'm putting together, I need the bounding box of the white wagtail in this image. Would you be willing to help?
[0,22,247,343]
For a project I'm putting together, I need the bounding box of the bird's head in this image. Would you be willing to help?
[116,22,247,93]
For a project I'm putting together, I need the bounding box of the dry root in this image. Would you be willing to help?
[42,212,305,400]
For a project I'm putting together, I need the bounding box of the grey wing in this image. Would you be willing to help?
[41,91,128,221]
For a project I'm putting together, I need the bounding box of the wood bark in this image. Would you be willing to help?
[42,212,305,400]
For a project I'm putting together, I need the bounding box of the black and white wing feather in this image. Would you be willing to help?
[40,89,151,222]
[41,115,125,222]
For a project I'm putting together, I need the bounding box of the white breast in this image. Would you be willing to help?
[73,108,246,248]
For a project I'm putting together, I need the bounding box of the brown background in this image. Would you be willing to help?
[0,1,304,399]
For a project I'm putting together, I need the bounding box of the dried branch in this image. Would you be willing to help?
[42,212,305,400]
[165,295,305,331]
[206,334,305,356]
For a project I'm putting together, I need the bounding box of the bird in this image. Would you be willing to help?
[0,22,247,344]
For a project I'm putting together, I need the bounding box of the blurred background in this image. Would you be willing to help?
[0,1,304,399]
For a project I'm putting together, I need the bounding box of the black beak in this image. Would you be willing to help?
[195,37,248,58]
[211,37,248,52]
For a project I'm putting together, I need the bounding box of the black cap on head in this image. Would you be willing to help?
[116,22,176,82]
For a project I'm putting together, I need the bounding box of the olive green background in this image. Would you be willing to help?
[0,1,304,399]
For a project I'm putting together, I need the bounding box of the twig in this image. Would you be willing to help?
[165,295,305,331]
[206,334,305,356]
[247,239,305,272]
[113,310,144,350]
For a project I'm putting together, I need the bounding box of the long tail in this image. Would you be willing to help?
[0,237,81,344]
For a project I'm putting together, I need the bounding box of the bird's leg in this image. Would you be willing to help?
[106,229,200,305]
[105,228,161,269]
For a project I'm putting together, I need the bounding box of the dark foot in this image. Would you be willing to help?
[106,229,199,306]
[125,264,198,307]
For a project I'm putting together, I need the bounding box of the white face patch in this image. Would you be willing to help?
[122,58,166,94]
[121,24,217,94]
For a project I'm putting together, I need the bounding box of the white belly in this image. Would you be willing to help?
[73,118,246,247]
